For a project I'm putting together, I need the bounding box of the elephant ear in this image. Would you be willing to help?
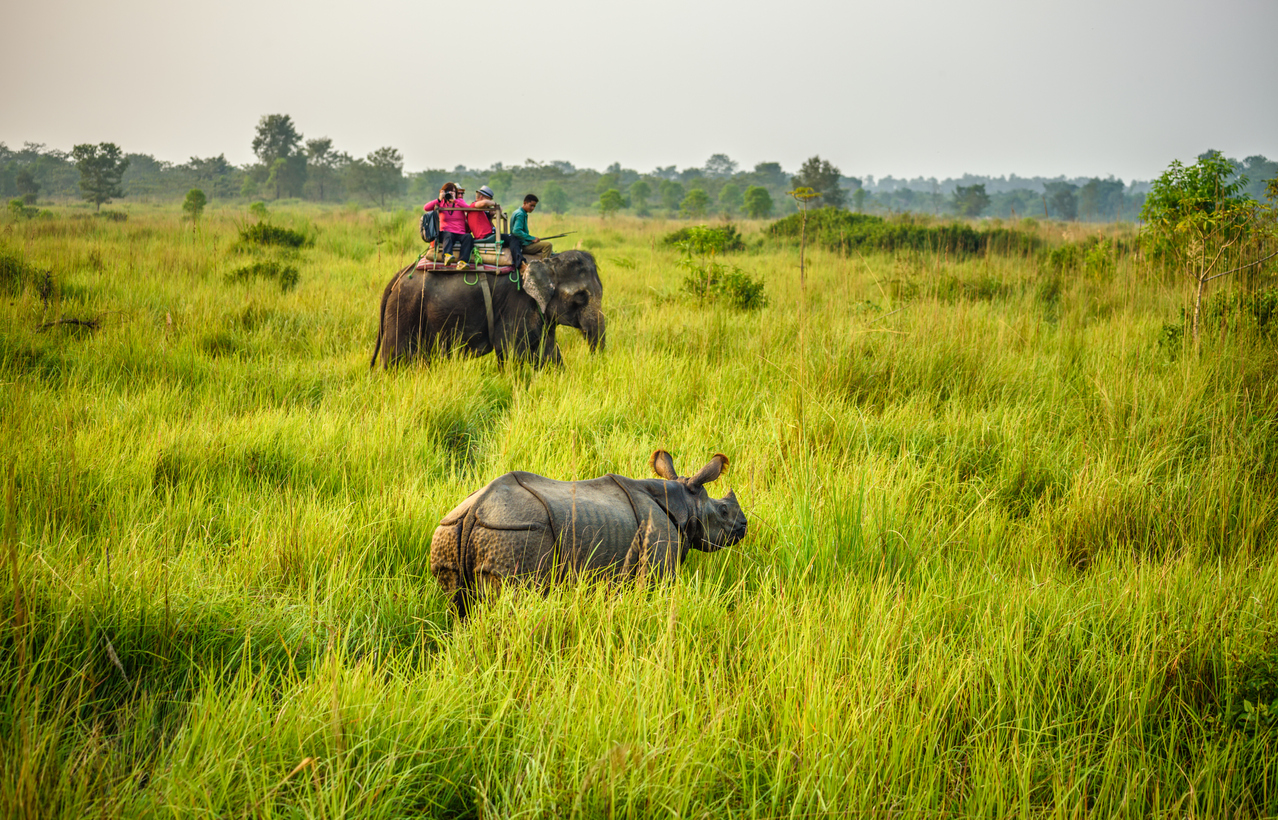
[520,259,555,314]
[689,454,729,488]
[650,450,678,481]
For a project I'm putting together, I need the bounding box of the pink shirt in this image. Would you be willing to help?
[424,197,470,234]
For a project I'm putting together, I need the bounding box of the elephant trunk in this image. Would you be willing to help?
[581,307,606,353]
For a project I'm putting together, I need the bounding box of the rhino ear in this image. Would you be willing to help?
[650,450,678,480]
[520,259,554,314]
[689,454,729,488]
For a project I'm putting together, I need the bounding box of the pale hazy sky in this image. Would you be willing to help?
[4,0,1275,182]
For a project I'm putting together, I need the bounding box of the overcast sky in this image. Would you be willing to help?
[4,0,1275,182]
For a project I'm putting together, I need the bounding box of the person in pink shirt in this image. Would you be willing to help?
[423,182,473,265]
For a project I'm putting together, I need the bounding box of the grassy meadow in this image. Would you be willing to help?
[2,201,1277,817]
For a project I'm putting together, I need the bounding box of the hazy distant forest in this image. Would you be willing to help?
[7,114,1277,220]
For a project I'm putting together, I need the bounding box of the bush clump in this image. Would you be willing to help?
[0,245,53,300]
[662,223,745,252]
[226,260,300,292]
[238,221,310,249]
[766,210,1041,256]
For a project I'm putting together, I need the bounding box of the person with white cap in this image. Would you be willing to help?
[468,185,527,269]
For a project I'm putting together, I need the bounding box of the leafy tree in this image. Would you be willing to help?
[753,162,788,189]
[351,147,404,208]
[1078,177,1126,222]
[304,138,338,201]
[743,185,773,219]
[185,154,235,200]
[680,188,710,219]
[599,188,625,217]
[15,170,39,205]
[71,143,129,211]
[953,184,991,218]
[542,181,570,214]
[852,187,867,213]
[718,182,743,216]
[1140,151,1273,349]
[792,155,846,209]
[660,180,684,214]
[488,169,514,202]
[595,172,619,196]
[252,114,304,199]
[629,179,652,216]
[182,188,207,223]
[1044,182,1078,221]
[704,153,738,177]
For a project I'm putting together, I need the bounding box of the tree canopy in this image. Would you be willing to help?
[71,142,129,211]
[792,156,846,209]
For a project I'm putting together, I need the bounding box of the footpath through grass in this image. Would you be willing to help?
[2,203,1278,817]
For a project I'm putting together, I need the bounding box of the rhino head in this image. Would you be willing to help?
[649,450,747,551]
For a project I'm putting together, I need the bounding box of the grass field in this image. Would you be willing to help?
[2,201,1277,817]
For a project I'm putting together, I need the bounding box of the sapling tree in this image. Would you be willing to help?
[182,188,207,226]
[785,186,821,293]
[744,185,773,218]
[1141,151,1278,350]
[598,188,624,217]
[71,143,129,212]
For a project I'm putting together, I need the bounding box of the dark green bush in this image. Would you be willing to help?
[226,260,300,292]
[0,245,53,300]
[238,221,310,248]
[662,223,745,252]
[766,209,1041,256]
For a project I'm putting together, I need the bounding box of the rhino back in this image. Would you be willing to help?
[504,473,652,573]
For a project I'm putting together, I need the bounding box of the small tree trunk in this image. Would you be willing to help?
[798,205,807,294]
[1192,274,1205,353]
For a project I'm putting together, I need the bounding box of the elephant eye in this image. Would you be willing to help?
[572,290,589,306]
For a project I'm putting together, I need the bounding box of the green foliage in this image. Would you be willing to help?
[15,168,39,204]
[71,142,129,211]
[791,155,846,209]
[248,201,269,220]
[679,188,710,219]
[717,182,742,215]
[659,179,683,213]
[1141,151,1251,264]
[674,227,767,310]
[1043,181,1078,221]
[598,188,624,217]
[0,244,49,297]
[767,210,1041,256]
[953,184,991,218]
[628,179,652,216]
[238,221,310,248]
[349,147,404,208]
[182,188,207,221]
[226,259,300,292]
[661,223,745,252]
[743,185,773,219]
[8,198,39,220]
[542,181,570,214]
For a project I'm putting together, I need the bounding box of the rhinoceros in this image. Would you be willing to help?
[430,450,747,617]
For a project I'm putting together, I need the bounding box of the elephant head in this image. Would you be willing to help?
[520,250,606,353]
[649,450,748,552]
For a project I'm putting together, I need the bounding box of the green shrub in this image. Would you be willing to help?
[662,223,745,252]
[0,245,52,299]
[8,199,39,220]
[95,211,128,222]
[766,210,1041,256]
[226,259,300,292]
[238,221,310,249]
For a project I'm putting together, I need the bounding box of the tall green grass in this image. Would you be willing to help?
[2,205,1277,817]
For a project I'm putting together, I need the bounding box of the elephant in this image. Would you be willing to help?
[370,250,605,369]
[430,450,748,619]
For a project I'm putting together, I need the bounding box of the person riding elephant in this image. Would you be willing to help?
[370,250,605,369]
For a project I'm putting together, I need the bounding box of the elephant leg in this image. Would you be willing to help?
[538,325,562,368]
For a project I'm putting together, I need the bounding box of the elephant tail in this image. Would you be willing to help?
[370,260,418,370]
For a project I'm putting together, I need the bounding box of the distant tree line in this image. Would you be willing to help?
[2,118,1273,224]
